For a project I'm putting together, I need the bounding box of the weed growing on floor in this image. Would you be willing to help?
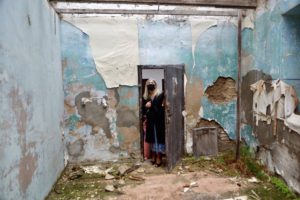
[239,146,268,181]
[270,176,297,199]
[182,147,300,200]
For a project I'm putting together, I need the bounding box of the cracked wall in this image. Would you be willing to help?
[0,0,64,199]
[241,0,300,193]
[61,21,140,162]
[61,16,239,159]
[196,119,235,152]
[205,77,237,104]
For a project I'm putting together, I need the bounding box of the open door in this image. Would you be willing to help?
[164,65,185,171]
[138,65,144,159]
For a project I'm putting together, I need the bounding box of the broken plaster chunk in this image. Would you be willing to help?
[234,196,248,200]
[136,167,145,173]
[83,166,105,175]
[223,197,248,200]
[247,177,260,183]
[105,174,115,180]
[203,156,212,161]
[105,167,113,174]
[105,185,115,192]
[81,97,92,105]
[118,165,130,176]
[190,182,198,188]
[183,187,190,193]
[118,179,125,185]
[128,175,145,181]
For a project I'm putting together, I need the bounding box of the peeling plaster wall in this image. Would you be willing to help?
[193,22,238,142]
[241,0,300,193]
[61,21,140,163]
[65,16,139,88]
[61,15,239,158]
[0,0,64,199]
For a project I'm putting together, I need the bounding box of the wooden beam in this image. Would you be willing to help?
[56,8,238,16]
[50,0,257,8]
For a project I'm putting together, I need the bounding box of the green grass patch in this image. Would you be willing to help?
[270,177,297,199]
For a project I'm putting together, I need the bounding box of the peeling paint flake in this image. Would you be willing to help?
[64,16,139,88]
[251,79,300,134]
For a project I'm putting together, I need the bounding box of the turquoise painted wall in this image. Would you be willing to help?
[139,20,238,139]
[61,21,140,162]
[243,0,300,101]
[240,0,300,193]
[241,0,300,145]
[194,23,238,139]
[0,0,64,199]
[61,17,239,161]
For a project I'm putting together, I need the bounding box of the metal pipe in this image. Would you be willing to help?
[235,10,242,161]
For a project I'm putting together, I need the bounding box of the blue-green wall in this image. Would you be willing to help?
[0,0,64,199]
[61,17,239,160]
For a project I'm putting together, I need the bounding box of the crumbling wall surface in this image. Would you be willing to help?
[257,120,300,193]
[0,0,64,199]
[205,77,237,104]
[196,119,235,152]
[241,0,300,193]
[137,18,238,152]
[61,21,140,163]
[193,22,238,140]
[61,15,239,156]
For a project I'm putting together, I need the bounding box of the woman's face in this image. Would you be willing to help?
[147,80,156,91]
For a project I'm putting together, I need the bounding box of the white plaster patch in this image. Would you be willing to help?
[105,108,119,148]
[65,16,139,88]
[190,20,217,69]
[185,117,198,154]
[185,130,193,154]
[184,73,187,93]
[242,10,255,30]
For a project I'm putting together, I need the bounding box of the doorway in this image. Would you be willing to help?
[138,65,185,171]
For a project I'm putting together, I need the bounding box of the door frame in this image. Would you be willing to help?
[137,64,185,170]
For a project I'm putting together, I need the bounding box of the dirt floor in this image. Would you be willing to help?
[46,150,300,200]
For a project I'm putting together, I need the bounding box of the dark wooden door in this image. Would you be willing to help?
[164,65,185,171]
[138,65,144,159]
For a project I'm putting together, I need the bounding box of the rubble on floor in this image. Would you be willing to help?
[46,150,300,200]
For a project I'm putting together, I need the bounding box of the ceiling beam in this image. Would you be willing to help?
[56,8,238,16]
[49,0,257,8]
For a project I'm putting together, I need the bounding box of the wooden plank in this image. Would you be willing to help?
[56,8,238,16]
[193,127,218,157]
[50,0,257,8]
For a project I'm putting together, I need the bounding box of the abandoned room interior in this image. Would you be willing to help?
[1,0,300,199]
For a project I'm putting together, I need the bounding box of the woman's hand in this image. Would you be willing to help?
[145,101,151,108]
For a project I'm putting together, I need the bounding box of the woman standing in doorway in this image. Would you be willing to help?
[142,79,165,167]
